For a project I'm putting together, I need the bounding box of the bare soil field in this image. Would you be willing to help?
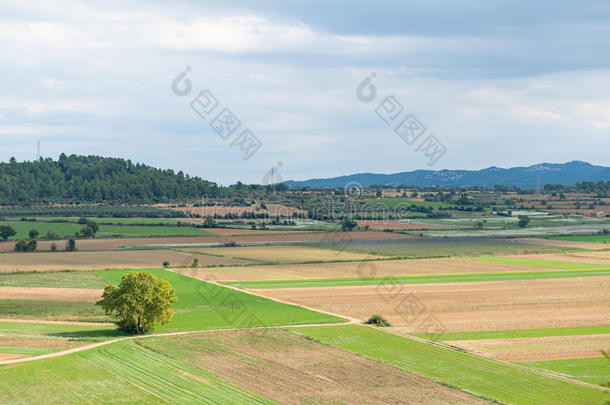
[506,253,610,265]
[0,353,24,361]
[0,231,406,253]
[447,334,610,362]
[206,228,316,236]
[187,245,383,263]
[0,337,83,350]
[356,220,456,230]
[0,250,248,272]
[157,203,307,217]
[174,257,554,282]
[0,287,102,302]
[254,276,610,332]
[138,329,491,405]
[517,238,610,250]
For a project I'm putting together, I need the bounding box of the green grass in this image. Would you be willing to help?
[367,198,453,209]
[414,324,610,341]
[0,220,214,239]
[317,242,563,259]
[0,270,106,289]
[468,256,609,270]
[0,346,55,356]
[0,220,82,239]
[97,268,344,332]
[0,300,113,323]
[549,235,610,243]
[520,357,610,386]
[0,321,124,342]
[294,325,607,405]
[223,269,610,289]
[0,340,276,404]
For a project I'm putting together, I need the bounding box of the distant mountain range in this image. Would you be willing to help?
[284,161,610,189]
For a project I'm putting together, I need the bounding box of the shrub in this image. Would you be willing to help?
[29,229,39,239]
[50,243,57,252]
[14,239,37,252]
[364,314,391,327]
[0,225,16,240]
[192,258,199,267]
[45,230,60,240]
[163,261,170,268]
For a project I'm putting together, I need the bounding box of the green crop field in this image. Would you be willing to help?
[0,300,112,323]
[97,268,344,332]
[294,325,607,405]
[0,220,82,239]
[0,320,125,342]
[467,256,609,269]
[367,198,454,209]
[549,235,610,243]
[414,324,610,341]
[224,269,610,289]
[0,340,276,404]
[520,357,610,386]
[0,270,106,289]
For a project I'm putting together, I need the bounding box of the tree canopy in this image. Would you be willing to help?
[0,154,220,204]
[97,271,178,334]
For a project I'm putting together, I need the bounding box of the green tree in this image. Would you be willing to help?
[29,229,39,239]
[0,225,16,240]
[341,218,358,231]
[518,215,531,228]
[202,215,216,228]
[14,239,36,252]
[97,271,178,334]
[65,239,76,251]
[80,220,99,237]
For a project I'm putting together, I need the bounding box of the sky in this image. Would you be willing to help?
[0,0,609,185]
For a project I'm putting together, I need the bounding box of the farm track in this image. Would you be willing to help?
[1,270,608,396]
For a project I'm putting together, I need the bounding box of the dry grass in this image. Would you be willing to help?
[173,257,553,282]
[447,334,610,362]
[254,276,610,332]
[0,250,247,272]
[0,287,103,302]
[187,245,383,263]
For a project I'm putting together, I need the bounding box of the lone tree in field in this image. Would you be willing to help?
[97,271,178,334]
[0,225,16,240]
[518,215,531,228]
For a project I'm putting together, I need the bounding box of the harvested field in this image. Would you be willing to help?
[356,220,455,230]
[447,334,610,362]
[0,337,83,350]
[518,237,610,250]
[173,257,558,282]
[0,232,406,253]
[505,253,610,265]
[0,250,248,272]
[186,245,383,263]
[0,287,102,302]
[138,329,491,405]
[254,276,610,332]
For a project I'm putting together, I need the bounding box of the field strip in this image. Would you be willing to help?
[223,269,610,289]
[466,256,610,270]
[0,318,111,326]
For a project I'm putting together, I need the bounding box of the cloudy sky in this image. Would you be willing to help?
[1,0,609,184]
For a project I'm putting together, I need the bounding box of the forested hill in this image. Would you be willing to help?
[0,154,219,204]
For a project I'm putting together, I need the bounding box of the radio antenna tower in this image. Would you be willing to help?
[36,140,41,160]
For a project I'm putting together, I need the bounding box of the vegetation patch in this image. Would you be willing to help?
[0,270,106,289]
[415,324,610,341]
[520,357,610,386]
[97,268,344,332]
[294,325,607,405]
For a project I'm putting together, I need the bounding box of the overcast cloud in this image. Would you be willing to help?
[1,0,609,184]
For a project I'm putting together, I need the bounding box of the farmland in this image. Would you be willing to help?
[1,208,609,404]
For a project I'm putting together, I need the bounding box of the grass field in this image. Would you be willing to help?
[550,235,610,243]
[97,268,344,331]
[0,320,124,342]
[0,270,106,288]
[0,220,214,239]
[367,198,454,209]
[413,324,610,341]
[520,357,610,386]
[0,340,276,404]
[0,299,112,322]
[467,256,610,269]
[295,325,608,405]
[225,269,610,288]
